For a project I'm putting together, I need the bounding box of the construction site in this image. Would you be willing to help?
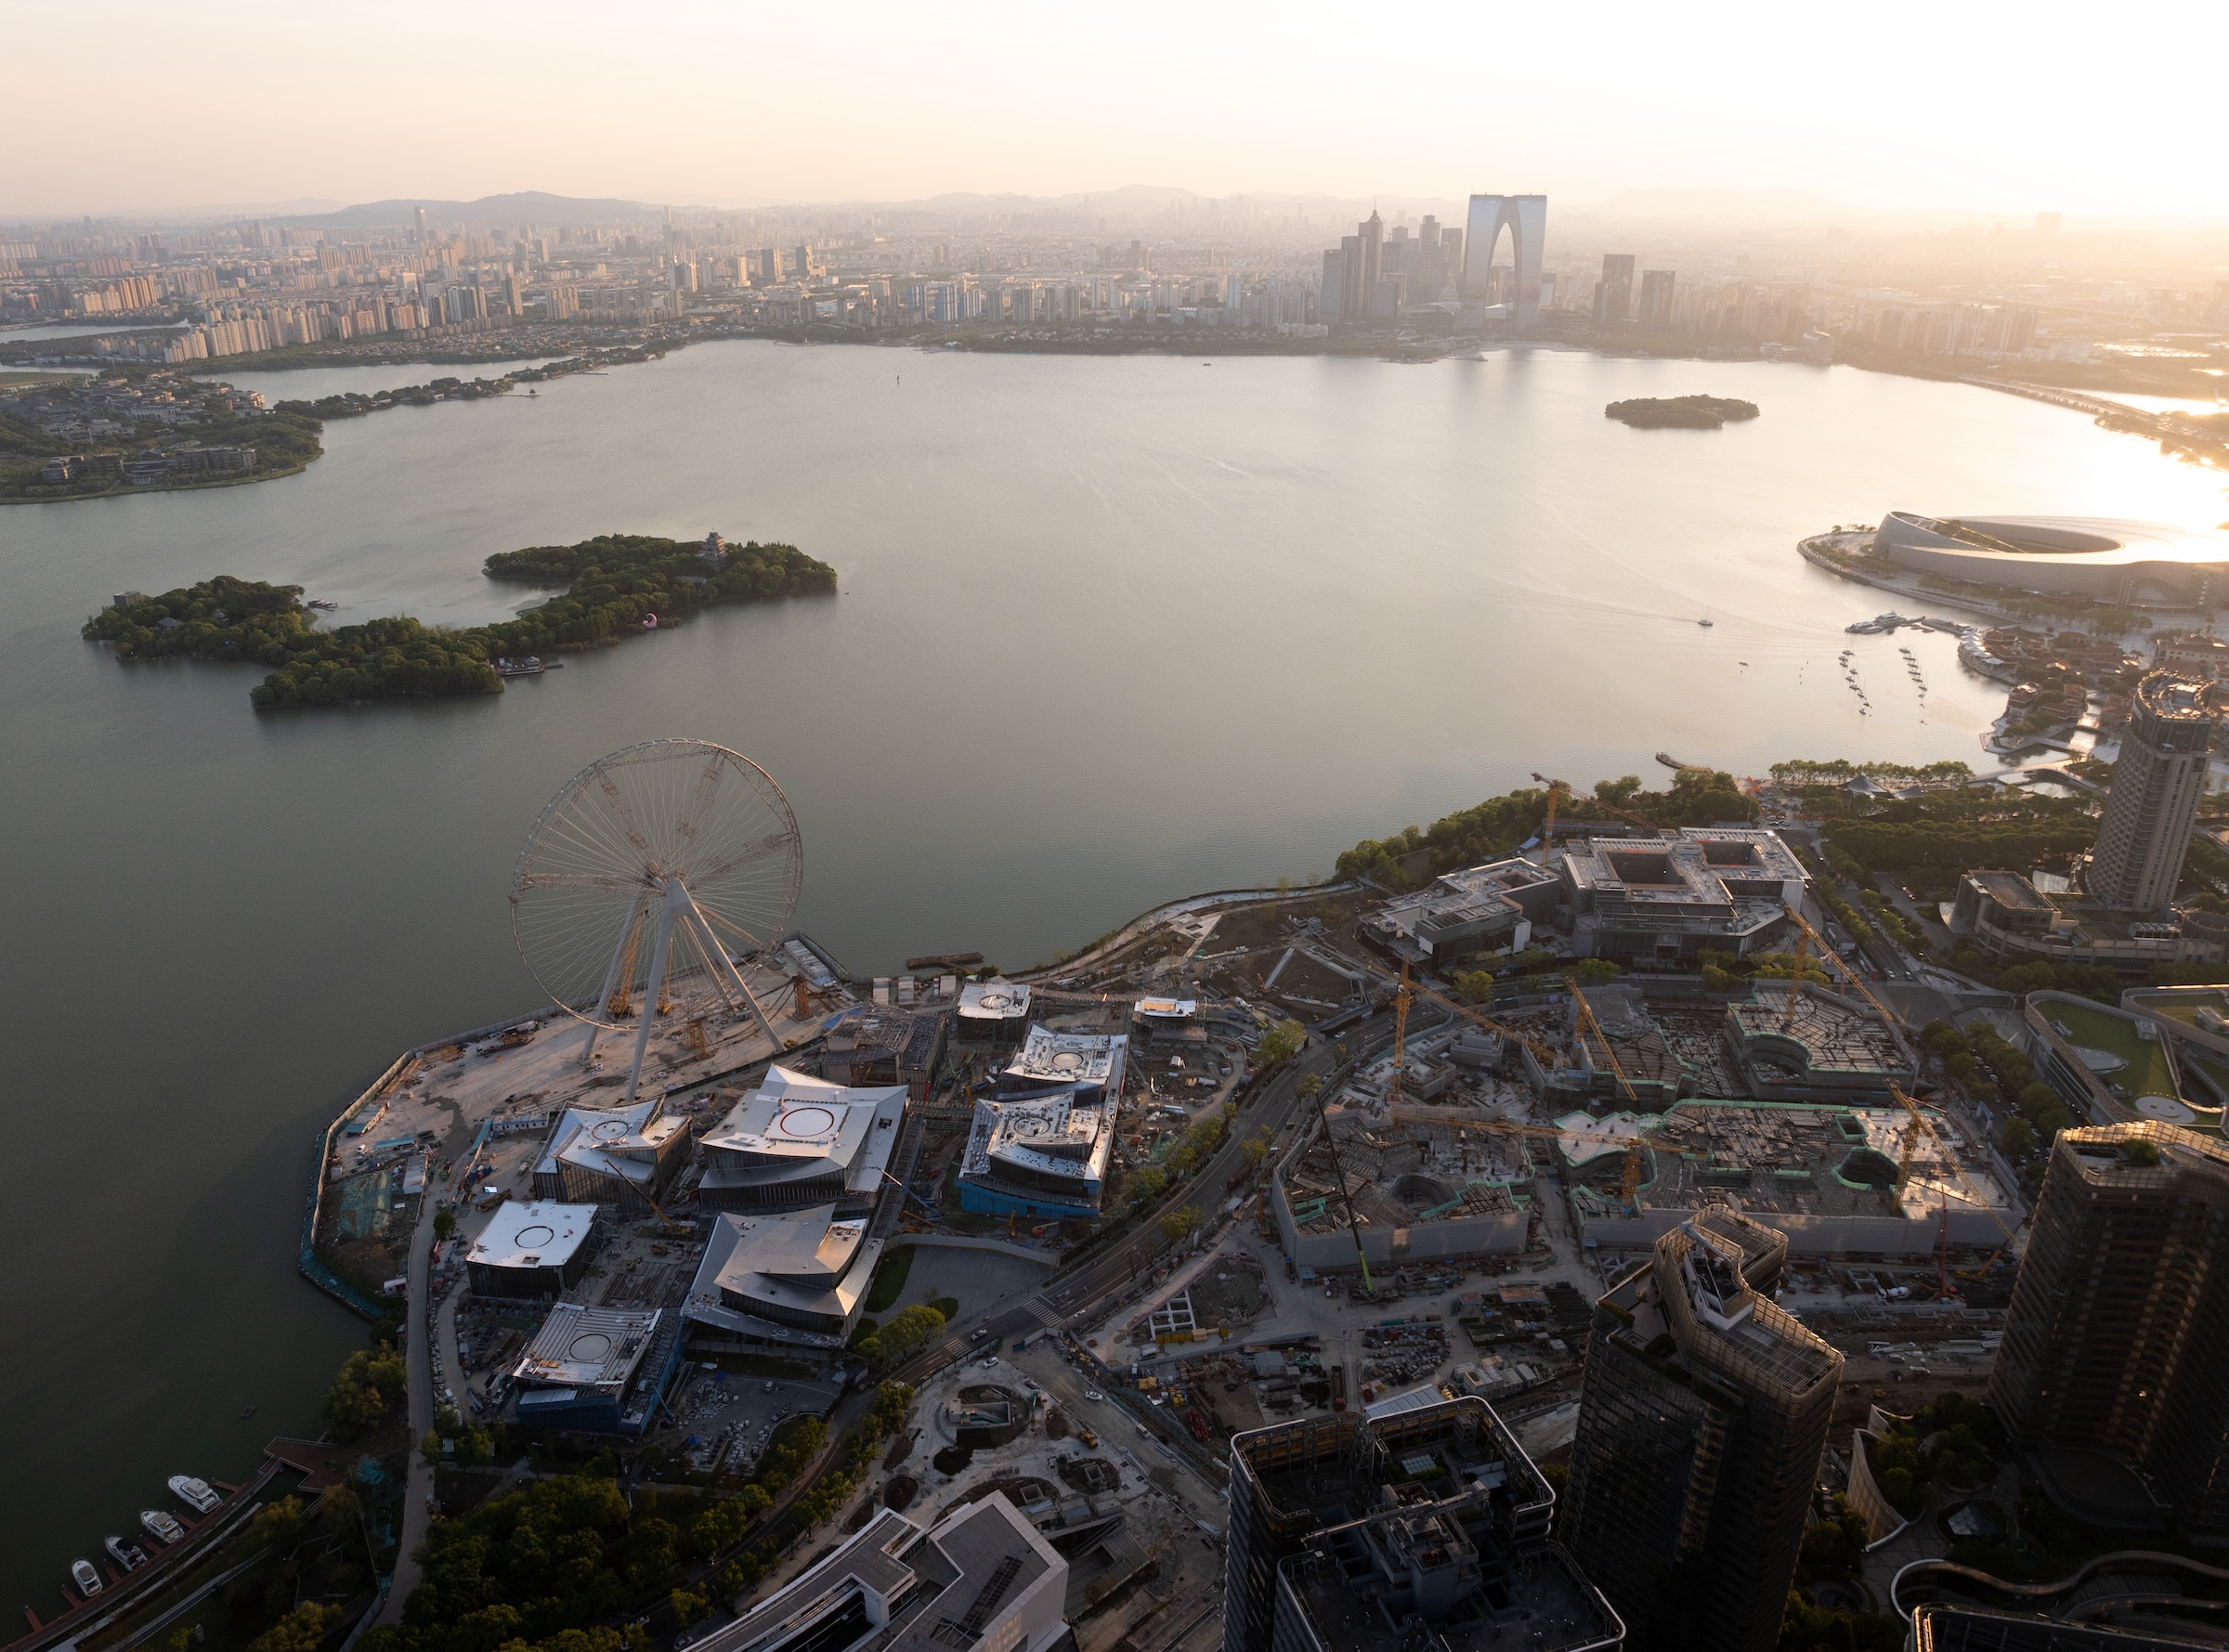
[1563,1099,2021,1257]
[1271,1112,1539,1274]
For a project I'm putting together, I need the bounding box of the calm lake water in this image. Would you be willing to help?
[2,339,2223,1610]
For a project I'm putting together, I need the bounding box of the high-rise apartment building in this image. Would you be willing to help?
[1320,249,1347,319]
[1988,1122,2229,1543]
[1559,1206,1841,1652]
[1637,269,1676,325]
[2087,672,2213,912]
[1225,1397,1621,1652]
[1336,211,1384,323]
[1593,254,1636,325]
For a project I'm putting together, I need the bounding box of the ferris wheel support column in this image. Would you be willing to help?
[622,884,682,1106]
[580,894,647,1068]
[678,890,782,1049]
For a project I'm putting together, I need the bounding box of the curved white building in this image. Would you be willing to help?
[1873,512,2229,604]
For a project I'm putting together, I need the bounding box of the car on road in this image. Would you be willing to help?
[1085,1389,1103,1401]
[969,1328,990,1343]
[980,1356,998,1367]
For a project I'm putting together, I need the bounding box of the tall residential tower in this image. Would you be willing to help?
[2088,672,2213,912]
[1558,1206,1842,1652]
[1988,1122,2229,1543]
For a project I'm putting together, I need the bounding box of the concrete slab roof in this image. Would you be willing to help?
[469,1199,597,1271]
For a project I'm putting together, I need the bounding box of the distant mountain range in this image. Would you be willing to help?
[82,184,2124,234]
[296,191,673,228]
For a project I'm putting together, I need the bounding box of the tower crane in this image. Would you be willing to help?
[605,906,647,1020]
[1567,985,1651,1211]
[1532,774,1573,856]
[1308,1077,1378,1294]
[1782,924,1809,1031]
[1532,774,1668,844]
[1388,959,1416,1108]
[1780,903,1910,1032]
[1353,957,1563,1069]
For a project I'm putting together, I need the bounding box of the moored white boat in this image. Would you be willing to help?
[71,1558,102,1596]
[169,1474,221,1514]
[140,1508,185,1544]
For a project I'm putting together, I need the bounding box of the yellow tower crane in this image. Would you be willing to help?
[1353,958,1564,1070]
[606,907,647,1020]
[1568,984,1650,1212]
[1532,774,1573,855]
[1782,924,1809,1031]
[1389,959,1414,1109]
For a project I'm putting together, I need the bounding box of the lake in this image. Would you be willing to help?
[0,337,2222,1611]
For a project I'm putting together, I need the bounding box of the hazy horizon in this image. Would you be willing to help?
[11,0,2228,222]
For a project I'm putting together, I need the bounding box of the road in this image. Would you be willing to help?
[377,1184,439,1626]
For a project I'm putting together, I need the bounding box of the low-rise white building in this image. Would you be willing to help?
[465,1200,600,1299]
[530,1097,690,1214]
[691,1498,1068,1652]
[697,1066,906,1212]
[958,1025,1127,1220]
[682,1203,881,1353]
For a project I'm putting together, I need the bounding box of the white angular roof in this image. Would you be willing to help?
[469,1199,597,1271]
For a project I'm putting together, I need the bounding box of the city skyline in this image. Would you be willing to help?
[10,1,2229,220]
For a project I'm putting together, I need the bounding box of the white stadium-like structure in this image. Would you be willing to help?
[1873,512,2229,605]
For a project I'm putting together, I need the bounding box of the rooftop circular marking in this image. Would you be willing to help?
[2134,1095,2196,1125]
[567,1332,614,1360]
[590,1119,632,1140]
[980,990,1019,1010]
[776,1105,839,1138]
[514,1224,555,1248]
[1049,1052,1084,1073]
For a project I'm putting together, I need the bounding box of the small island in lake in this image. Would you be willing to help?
[1604,394,1761,429]
[82,531,836,709]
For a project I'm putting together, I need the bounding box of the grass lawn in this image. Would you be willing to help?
[2124,987,2229,1030]
[864,1244,916,1312]
[2042,999,2179,1100]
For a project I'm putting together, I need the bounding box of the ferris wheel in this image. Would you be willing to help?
[510,739,802,1100]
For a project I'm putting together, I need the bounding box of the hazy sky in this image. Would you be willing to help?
[9,0,2227,220]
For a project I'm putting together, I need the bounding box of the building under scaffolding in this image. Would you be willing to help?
[1224,1397,1620,1652]
[1563,1099,2020,1257]
[1722,984,1916,1100]
[1560,1209,1840,1652]
[1361,858,1562,964]
[1545,986,1685,1108]
[1272,1112,1532,1272]
[1559,829,1807,968]
[1519,983,1910,1110]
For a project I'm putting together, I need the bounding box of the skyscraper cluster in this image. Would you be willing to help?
[1319,194,1538,325]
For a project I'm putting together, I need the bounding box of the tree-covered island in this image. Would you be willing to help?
[81,533,836,709]
[1603,394,1761,429]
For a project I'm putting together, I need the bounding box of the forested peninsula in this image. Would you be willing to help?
[81,532,835,709]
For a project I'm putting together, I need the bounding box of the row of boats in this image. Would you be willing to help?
[63,1475,221,1602]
